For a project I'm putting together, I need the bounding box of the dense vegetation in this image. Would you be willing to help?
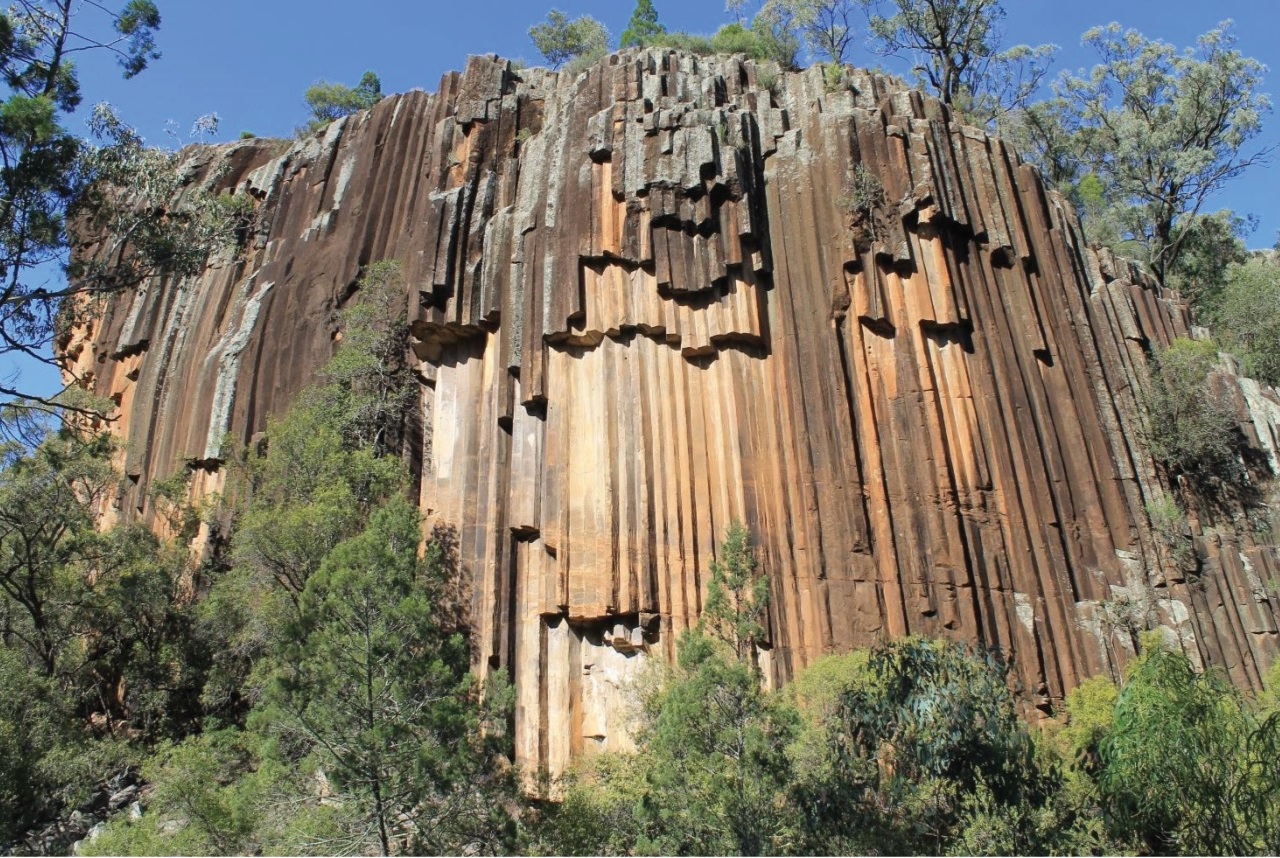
[1,0,1279,855]
[6,355,1280,854]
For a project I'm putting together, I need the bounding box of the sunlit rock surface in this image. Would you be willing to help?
[64,50,1280,781]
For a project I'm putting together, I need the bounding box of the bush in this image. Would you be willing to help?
[1100,643,1280,854]
[1141,338,1240,485]
[1143,491,1193,567]
[1212,255,1280,387]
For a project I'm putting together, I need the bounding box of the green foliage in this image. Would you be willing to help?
[0,3,244,416]
[0,430,114,676]
[822,59,846,91]
[1100,643,1280,854]
[538,632,797,856]
[81,729,356,856]
[265,497,514,855]
[639,15,798,67]
[1163,209,1250,311]
[702,520,769,663]
[860,638,1034,798]
[864,0,1056,127]
[77,249,509,855]
[709,22,781,64]
[758,0,858,64]
[1141,337,1240,486]
[0,648,76,841]
[0,427,211,841]
[1144,491,1192,567]
[537,635,1093,856]
[228,261,410,610]
[1056,675,1118,766]
[1045,22,1271,284]
[302,70,382,131]
[319,260,415,455]
[529,10,609,70]
[839,164,886,248]
[1210,255,1280,387]
[643,30,715,56]
[755,62,780,92]
[788,637,1065,855]
[619,0,665,48]
[62,106,250,385]
[527,752,649,856]
[229,404,401,605]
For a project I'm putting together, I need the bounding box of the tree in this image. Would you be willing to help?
[1140,337,1239,486]
[0,430,114,678]
[1099,640,1280,854]
[0,2,173,412]
[802,638,1053,854]
[538,632,798,856]
[1210,256,1280,387]
[863,0,1056,127]
[228,260,409,612]
[620,0,665,48]
[267,498,514,856]
[303,70,382,131]
[316,260,414,456]
[1051,22,1271,285]
[709,20,800,67]
[529,10,610,70]
[759,0,858,64]
[702,520,769,664]
[1163,209,1250,311]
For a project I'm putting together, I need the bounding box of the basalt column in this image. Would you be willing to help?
[66,50,1280,780]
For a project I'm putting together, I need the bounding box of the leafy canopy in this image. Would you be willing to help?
[0,2,245,418]
[702,519,769,664]
[1100,641,1280,854]
[303,70,382,131]
[1047,22,1271,283]
[619,0,665,48]
[1210,255,1280,387]
[1140,337,1240,487]
[756,0,858,64]
[529,10,610,70]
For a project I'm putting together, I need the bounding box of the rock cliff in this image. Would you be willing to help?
[63,50,1280,780]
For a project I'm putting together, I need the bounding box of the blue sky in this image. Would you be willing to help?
[8,0,1280,396]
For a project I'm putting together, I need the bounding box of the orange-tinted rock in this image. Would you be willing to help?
[66,50,1280,781]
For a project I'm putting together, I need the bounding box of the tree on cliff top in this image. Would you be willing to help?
[0,2,249,429]
[303,71,382,132]
[620,0,666,48]
[1035,22,1271,285]
[755,0,858,65]
[529,10,610,70]
[863,0,1056,128]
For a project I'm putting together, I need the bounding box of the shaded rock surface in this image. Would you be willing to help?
[64,50,1280,780]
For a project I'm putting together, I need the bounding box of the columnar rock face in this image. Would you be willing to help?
[64,50,1280,780]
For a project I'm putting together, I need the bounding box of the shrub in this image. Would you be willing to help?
[1100,643,1280,854]
[1212,255,1280,386]
[1141,338,1240,485]
[1144,491,1193,567]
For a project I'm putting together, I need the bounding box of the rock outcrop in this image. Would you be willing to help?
[63,50,1280,780]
